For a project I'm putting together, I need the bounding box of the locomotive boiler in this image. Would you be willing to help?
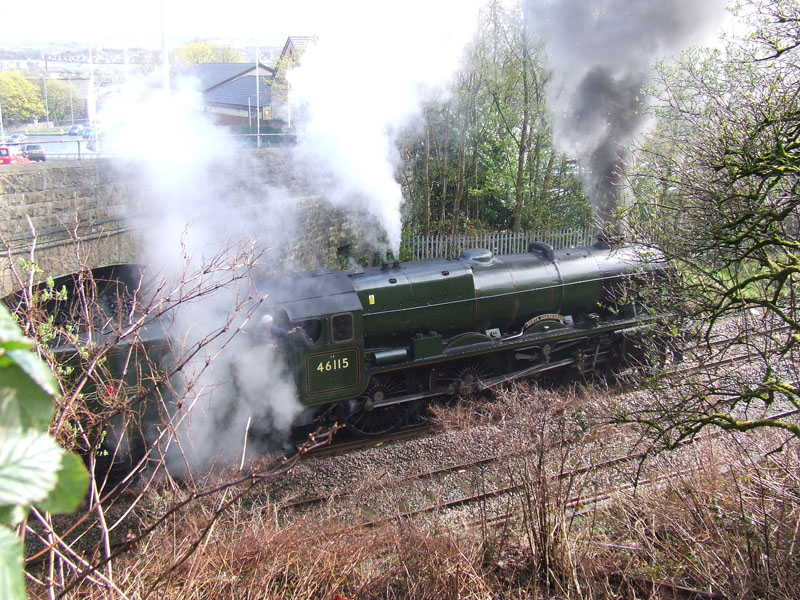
[258,240,667,436]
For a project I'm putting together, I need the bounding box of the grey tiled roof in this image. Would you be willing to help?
[273,36,315,82]
[203,76,272,108]
[283,36,314,55]
[183,63,252,91]
[182,62,274,92]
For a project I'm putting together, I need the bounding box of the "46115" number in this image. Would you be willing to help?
[316,357,350,372]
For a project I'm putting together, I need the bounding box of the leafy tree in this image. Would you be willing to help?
[0,304,89,600]
[211,44,244,63]
[171,41,243,74]
[43,79,85,124]
[173,40,215,67]
[478,0,547,232]
[621,0,800,446]
[0,72,44,126]
[401,0,592,236]
[271,37,314,125]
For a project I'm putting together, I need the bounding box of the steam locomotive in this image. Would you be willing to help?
[258,240,668,436]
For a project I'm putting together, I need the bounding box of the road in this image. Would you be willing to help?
[5,134,105,160]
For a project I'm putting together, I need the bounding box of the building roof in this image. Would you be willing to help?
[273,36,315,82]
[203,75,272,108]
[183,62,274,92]
[281,36,315,56]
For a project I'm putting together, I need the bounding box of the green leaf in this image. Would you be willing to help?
[37,451,89,515]
[0,526,25,600]
[0,306,31,352]
[0,431,63,508]
[0,362,56,431]
[0,505,25,528]
[5,349,58,397]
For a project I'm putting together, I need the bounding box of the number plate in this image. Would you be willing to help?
[306,347,360,395]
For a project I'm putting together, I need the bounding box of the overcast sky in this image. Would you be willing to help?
[0,0,340,47]
[1,0,733,51]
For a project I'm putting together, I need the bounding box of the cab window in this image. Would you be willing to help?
[331,313,353,342]
[295,318,322,345]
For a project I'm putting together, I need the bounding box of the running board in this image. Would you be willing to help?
[372,357,576,409]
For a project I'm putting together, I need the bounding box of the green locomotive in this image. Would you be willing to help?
[258,240,667,435]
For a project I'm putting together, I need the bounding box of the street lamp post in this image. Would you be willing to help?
[161,0,169,92]
[43,77,49,129]
[42,53,49,129]
[0,102,5,143]
[68,74,74,125]
[256,47,261,148]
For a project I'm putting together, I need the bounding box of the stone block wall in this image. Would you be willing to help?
[0,149,382,296]
[0,160,143,296]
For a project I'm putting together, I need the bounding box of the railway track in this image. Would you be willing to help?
[280,431,693,524]
[295,339,783,463]
[274,339,798,528]
[279,409,793,600]
[279,411,700,521]
[270,339,794,522]
[302,423,433,459]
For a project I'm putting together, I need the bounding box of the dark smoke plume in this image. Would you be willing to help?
[571,66,645,219]
[525,0,727,221]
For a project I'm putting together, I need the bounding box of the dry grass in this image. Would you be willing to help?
[54,506,493,599]
[589,433,800,599]
[27,383,800,599]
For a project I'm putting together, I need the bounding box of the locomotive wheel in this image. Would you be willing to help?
[573,336,621,384]
[429,358,493,396]
[345,374,419,437]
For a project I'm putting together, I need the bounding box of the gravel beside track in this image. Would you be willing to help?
[252,383,659,530]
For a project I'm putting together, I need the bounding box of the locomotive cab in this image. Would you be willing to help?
[301,310,365,403]
[258,270,367,406]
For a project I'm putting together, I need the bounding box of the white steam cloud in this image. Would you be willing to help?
[101,77,303,470]
[289,0,485,253]
[95,0,489,469]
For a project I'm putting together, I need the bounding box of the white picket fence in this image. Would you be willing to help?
[403,227,599,260]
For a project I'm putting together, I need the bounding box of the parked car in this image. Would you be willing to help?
[68,125,84,136]
[0,146,31,164]
[83,125,100,140]
[23,144,46,162]
[7,133,27,144]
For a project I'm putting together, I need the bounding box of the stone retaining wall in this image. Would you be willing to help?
[0,149,379,296]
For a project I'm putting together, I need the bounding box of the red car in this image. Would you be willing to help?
[0,145,31,165]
